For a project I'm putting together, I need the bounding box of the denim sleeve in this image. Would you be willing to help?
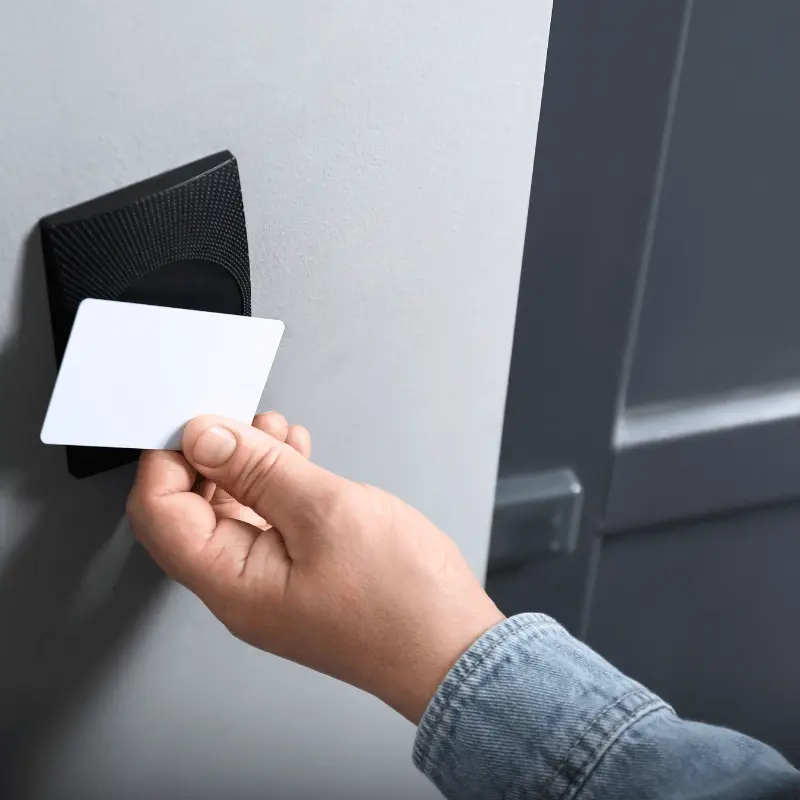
[413,614,800,800]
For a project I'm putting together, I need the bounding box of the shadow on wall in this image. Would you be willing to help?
[0,230,166,797]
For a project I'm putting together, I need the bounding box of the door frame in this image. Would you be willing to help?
[487,0,693,635]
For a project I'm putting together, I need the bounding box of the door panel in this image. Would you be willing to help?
[589,504,800,761]
[491,0,800,760]
[607,387,800,531]
[487,0,690,634]
[626,0,800,408]
[594,0,800,760]
[607,0,800,530]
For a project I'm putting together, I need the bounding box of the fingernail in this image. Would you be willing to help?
[192,425,237,467]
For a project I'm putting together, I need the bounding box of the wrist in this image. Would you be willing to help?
[381,603,506,725]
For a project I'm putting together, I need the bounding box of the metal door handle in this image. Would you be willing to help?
[489,468,583,568]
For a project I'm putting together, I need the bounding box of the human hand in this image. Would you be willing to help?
[127,413,504,724]
[190,411,312,531]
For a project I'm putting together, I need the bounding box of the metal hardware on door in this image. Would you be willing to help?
[489,468,583,569]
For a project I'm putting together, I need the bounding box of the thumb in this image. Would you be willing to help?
[182,415,339,541]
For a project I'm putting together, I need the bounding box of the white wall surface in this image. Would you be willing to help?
[0,2,551,797]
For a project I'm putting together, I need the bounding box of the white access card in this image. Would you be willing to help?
[41,299,284,450]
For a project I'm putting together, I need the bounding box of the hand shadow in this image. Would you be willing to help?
[0,230,166,797]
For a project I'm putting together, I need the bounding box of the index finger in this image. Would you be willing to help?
[133,449,196,499]
[127,449,197,532]
[127,449,217,586]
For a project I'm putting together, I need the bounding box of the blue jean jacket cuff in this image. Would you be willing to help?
[413,613,670,800]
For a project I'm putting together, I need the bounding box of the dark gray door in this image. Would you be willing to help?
[488,0,800,762]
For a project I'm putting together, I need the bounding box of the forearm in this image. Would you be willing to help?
[414,614,799,800]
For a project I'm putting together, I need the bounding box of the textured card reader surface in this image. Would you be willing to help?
[39,150,252,478]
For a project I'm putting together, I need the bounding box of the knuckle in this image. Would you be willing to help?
[360,484,394,522]
[265,411,288,429]
[256,411,289,439]
[316,488,351,527]
[314,481,370,533]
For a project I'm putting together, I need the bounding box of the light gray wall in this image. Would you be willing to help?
[0,2,551,797]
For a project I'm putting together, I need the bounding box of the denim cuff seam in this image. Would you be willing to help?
[538,692,671,800]
[413,613,566,775]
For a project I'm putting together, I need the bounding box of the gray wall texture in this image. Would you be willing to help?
[0,2,551,798]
